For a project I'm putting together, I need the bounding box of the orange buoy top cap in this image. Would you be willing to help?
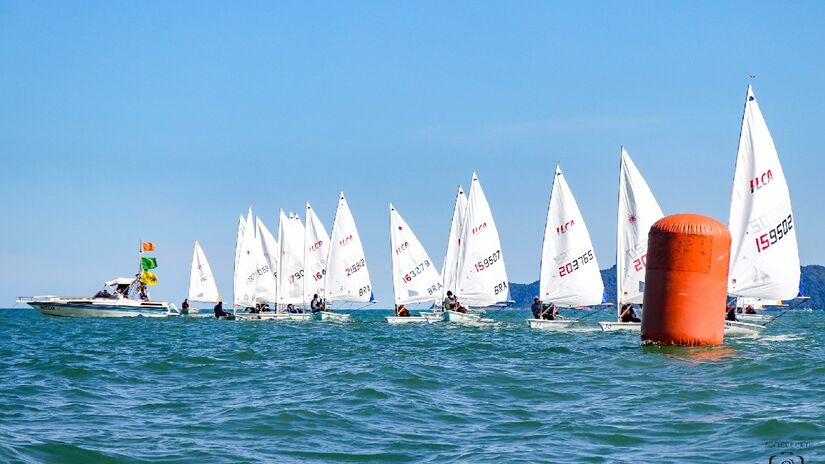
[650,213,730,238]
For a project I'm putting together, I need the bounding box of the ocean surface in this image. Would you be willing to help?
[1,307,823,464]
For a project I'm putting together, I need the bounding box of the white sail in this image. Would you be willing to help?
[441,186,467,301]
[455,172,509,307]
[728,85,800,300]
[255,217,280,303]
[325,193,373,303]
[232,213,246,305]
[234,209,257,307]
[390,204,443,306]
[539,165,604,307]
[616,148,664,308]
[304,202,330,304]
[277,209,306,305]
[188,240,220,303]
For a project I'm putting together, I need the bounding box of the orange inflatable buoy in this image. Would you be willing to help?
[641,214,731,346]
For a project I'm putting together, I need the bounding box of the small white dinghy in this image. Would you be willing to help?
[725,85,800,337]
[385,204,444,324]
[600,147,664,332]
[530,164,605,330]
[186,240,221,316]
[448,172,509,326]
[321,192,374,322]
[232,208,279,318]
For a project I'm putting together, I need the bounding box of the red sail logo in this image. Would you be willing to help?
[749,169,773,193]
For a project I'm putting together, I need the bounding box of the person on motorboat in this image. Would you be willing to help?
[310,294,325,313]
[138,285,150,301]
[395,304,410,317]
[214,300,233,319]
[540,303,557,320]
[443,291,458,311]
[181,299,190,313]
[531,297,547,319]
[725,301,737,322]
[619,304,641,323]
[94,289,114,299]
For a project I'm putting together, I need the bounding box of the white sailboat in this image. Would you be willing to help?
[447,172,506,324]
[233,208,279,320]
[386,204,444,324]
[530,164,604,330]
[304,202,330,307]
[277,210,306,307]
[599,148,664,332]
[186,240,221,315]
[441,186,467,304]
[322,193,374,321]
[725,84,800,336]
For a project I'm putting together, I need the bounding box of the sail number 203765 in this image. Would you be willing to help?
[755,214,793,253]
[474,250,501,272]
[558,250,595,277]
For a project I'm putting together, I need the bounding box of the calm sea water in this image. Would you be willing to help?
[0,307,822,463]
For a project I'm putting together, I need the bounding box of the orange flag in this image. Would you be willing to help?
[142,242,156,252]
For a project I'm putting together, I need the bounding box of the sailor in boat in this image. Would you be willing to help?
[286,303,301,314]
[531,297,548,319]
[213,300,233,319]
[725,301,737,322]
[443,291,467,313]
[310,294,325,313]
[619,304,641,323]
[181,298,190,313]
[540,303,557,320]
[395,305,410,317]
[260,303,271,312]
[744,305,757,315]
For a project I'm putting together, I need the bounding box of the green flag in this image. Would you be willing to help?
[141,257,158,270]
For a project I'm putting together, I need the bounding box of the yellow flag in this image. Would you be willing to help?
[141,270,158,286]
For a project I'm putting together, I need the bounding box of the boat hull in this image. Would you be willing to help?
[444,310,495,325]
[317,311,351,322]
[724,320,765,336]
[527,318,578,330]
[598,321,641,332]
[386,315,441,324]
[27,300,175,318]
[736,313,773,323]
[235,312,313,321]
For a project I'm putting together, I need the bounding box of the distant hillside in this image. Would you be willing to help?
[509,265,824,309]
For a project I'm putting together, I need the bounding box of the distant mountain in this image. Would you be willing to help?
[509,265,824,309]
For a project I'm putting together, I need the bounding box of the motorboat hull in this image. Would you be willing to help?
[25,298,176,318]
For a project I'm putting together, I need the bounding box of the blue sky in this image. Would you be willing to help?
[1,1,823,306]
